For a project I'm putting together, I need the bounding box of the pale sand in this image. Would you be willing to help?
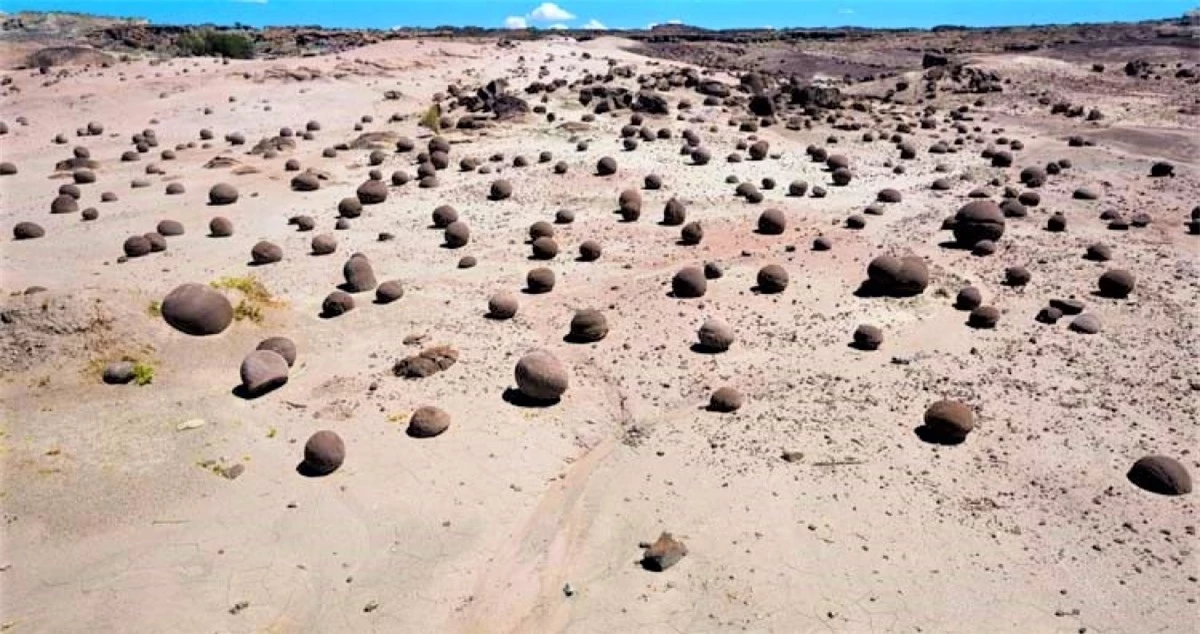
[0,36,1196,634]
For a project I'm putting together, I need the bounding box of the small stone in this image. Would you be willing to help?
[642,532,687,571]
[102,361,135,384]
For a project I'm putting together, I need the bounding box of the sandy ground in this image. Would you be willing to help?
[0,34,1197,634]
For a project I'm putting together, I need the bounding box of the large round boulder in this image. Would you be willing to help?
[921,400,974,444]
[866,255,929,297]
[1098,269,1135,298]
[489,179,513,201]
[301,430,344,476]
[239,349,289,397]
[256,336,297,366]
[13,222,44,240]
[251,241,283,264]
[756,264,788,293]
[697,318,735,352]
[208,183,238,205]
[709,387,744,412]
[568,309,608,342]
[757,208,786,235]
[672,266,707,298]
[162,283,234,336]
[444,221,470,248]
[1127,455,1192,496]
[488,291,519,319]
[322,291,355,317]
[526,267,556,293]
[514,349,569,402]
[953,201,1005,246]
[343,253,377,292]
[407,406,451,438]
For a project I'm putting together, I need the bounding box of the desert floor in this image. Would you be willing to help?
[1,35,1197,633]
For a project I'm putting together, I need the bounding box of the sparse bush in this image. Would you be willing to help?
[177,31,254,60]
[132,362,155,386]
[419,104,442,132]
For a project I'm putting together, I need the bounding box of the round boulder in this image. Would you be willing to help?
[568,309,608,342]
[301,430,344,476]
[697,318,734,352]
[408,406,451,438]
[256,336,297,366]
[123,235,152,258]
[852,324,883,350]
[240,349,289,397]
[708,387,744,413]
[322,291,355,317]
[1098,269,1135,298]
[672,266,707,298]
[489,179,513,201]
[953,200,1005,246]
[343,254,377,292]
[251,241,283,265]
[514,349,569,402]
[209,216,233,237]
[921,400,974,444]
[955,286,982,310]
[526,267,556,293]
[757,208,786,235]
[968,305,1000,329]
[13,221,44,240]
[444,221,470,248]
[208,183,238,205]
[488,291,519,319]
[867,255,929,297]
[162,283,234,336]
[756,264,788,293]
[1127,456,1192,496]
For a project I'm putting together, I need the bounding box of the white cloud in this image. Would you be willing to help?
[667,19,682,24]
[647,22,657,29]
[548,23,569,30]
[504,16,528,29]
[582,19,606,30]
[838,8,855,14]
[528,3,575,22]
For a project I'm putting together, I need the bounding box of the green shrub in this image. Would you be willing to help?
[418,104,442,132]
[177,30,254,59]
[132,362,155,386]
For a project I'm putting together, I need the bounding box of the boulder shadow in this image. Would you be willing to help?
[689,343,725,355]
[502,387,559,408]
[913,425,966,446]
[852,280,885,298]
[295,461,334,478]
[319,308,350,319]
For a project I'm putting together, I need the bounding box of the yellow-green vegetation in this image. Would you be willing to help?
[131,362,155,386]
[146,300,161,317]
[266,427,277,438]
[419,104,442,132]
[176,30,254,59]
[211,275,278,324]
[211,275,272,302]
[233,300,264,323]
[196,458,244,480]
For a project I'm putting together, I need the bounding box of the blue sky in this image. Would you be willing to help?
[2,0,1194,30]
